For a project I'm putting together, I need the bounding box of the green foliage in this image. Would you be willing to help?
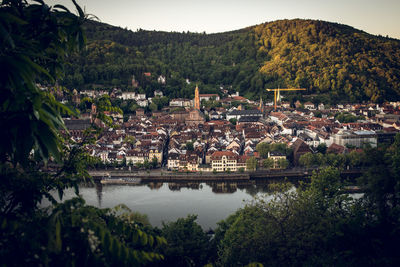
[299,151,359,169]
[160,215,211,267]
[151,96,169,110]
[256,19,400,103]
[149,102,158,112]
[255,143,270,158]
[358,134,400,220]
[246,157,257,171]
[216,164,391,266]
[229,118,237,125]
[142,159,150,170]
[256,142,291,159]
[0,0,85,167]
[277,158,289,169]
[316,143,327,154]
[62,19,400,103]
[93,95,123,127]
[124,135,136,145]
[185,141,194,151]
[1,198,165,266]
[262,158,274,169]
[0,1,164,265]
[202,98,222,110]
[151,157,158,168]
[214,141,400,266]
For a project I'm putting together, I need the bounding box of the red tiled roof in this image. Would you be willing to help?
[327,143,346,154]
[233,96,246,101]
[210,151,237,160]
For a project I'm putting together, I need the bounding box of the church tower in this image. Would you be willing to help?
[194,85,200,110]
[91,103,97,123]
[258,96,264,113]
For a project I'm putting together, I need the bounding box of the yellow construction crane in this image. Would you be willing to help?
[266,88,306,111]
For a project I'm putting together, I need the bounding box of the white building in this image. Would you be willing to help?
[120,92,136,100]
[331,130,377,148]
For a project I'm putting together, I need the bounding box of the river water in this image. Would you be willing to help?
[57,180,284,230]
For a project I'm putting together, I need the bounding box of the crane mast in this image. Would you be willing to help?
[266,88,306,111]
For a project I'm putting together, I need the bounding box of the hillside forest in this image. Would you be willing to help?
[61,19,400,104]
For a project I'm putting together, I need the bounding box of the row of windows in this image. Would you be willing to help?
[212,164,236,167]
[212,167,238,171]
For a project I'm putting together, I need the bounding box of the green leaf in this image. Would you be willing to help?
[148,235,154,247]
[53,4,70,13]
[139,230,148,246]
[55,219,62,252]
[131,230,138,244]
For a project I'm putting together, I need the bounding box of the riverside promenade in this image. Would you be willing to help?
[89,167,363,184]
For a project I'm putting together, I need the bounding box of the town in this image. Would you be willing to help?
[60,79,400,174]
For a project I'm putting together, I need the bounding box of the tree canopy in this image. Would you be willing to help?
[0,1,164,265]
[60,19,400,103]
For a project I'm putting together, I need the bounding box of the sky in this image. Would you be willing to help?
[47,0,400,39]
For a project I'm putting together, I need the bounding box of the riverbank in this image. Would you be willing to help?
[89,167,363,184]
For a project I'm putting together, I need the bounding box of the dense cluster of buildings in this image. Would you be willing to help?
[64,85,400,172]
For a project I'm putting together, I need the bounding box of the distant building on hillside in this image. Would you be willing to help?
[199,94,220,102]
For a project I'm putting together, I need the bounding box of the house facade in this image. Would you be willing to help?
[211,151,238,172]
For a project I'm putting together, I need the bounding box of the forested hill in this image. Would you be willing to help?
[61,19,400,103]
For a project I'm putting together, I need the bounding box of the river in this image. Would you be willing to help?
[56,180,285,230]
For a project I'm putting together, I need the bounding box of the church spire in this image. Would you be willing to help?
[194,84,200,110]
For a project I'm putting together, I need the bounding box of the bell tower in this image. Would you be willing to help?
[194,85,200,110]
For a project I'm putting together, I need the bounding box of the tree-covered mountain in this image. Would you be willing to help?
[61,19,400,103]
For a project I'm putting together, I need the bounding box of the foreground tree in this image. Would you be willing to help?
[215,153,400,266]
[0,1,164,265]
[158,215,211,267]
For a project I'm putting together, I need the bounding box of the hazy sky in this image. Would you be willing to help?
[48,0,400,39]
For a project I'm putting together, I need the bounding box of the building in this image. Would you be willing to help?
[170,98,191,107]
[137,99,149,107]
[199,94,220,102]
[154,90,163,97]
[292,138,313,165]
[268,151,287,169]
[211,151,238,172]
[64,118,92,138]
[304,102,315,110]
[281,102,290,109]
[185,109,205,126]
[136,108,145,117]
[149,146,163,164]
[157,75,166,84]
[126,150,149,164]
[120,92,136,100]
[167,153,180,170]
[194,85,200,110]
[226,109,263,121]
[331,130,377,148]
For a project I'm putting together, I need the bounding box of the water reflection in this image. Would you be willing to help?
[93,179,301,202]
[79,179,298,229]
[92,181,269,202]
